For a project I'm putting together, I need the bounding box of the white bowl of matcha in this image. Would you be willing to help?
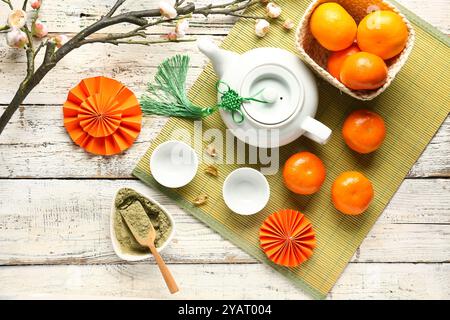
[110,187,175,261]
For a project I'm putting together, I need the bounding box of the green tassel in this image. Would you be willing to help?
[140,55,213,119]
[140,55,267,122]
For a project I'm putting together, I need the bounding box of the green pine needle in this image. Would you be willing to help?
[140,55,213,119]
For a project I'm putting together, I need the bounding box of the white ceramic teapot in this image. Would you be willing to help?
[198,39,332,148]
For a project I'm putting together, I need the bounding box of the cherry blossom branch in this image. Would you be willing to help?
[0,0,281,135]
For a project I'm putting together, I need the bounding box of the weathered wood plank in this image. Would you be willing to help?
[0,263,448,299]
[0,104,448,178]
[0,179,448,266]
[3,0,446,34]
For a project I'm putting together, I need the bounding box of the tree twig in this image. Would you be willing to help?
[1,0,13,10]
[196,0,257,16]
[95,38,196,46]
[174,0,185,8]
[34,39,48,56]
[106,0,126,18]
[43,40,56,63]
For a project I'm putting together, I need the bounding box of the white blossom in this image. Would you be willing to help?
[266,3,282,19]
[283,19,295,30]
[159,1,177,19]
[7,10,27,29]
[175,19,189,38]
[255,19,270,38]
[6,28,28,48]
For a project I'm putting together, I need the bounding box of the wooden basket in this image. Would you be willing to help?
[295,0,415,100]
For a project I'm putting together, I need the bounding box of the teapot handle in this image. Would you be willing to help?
[301,116,332,145]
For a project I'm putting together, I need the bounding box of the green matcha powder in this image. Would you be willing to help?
[114,188,172,255]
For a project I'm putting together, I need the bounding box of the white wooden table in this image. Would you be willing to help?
[0,0,449,299]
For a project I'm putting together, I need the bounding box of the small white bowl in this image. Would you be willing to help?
[150,140,199,188]
[223,168,270,215]
[110,186,176,262]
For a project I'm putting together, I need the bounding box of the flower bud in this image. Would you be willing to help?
[175,19,189,38]
[7,10,27,29]
[282,19,295,30]
[31,0,42,10]
[266,3,282,19]
[6,28,28,48]
[164,31,178,41]
[54,34,68,48]
[255,19,270,38]
[159,1,177,19]
[32,20,48,38]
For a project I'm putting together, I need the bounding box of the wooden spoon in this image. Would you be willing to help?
[122,213,179,294]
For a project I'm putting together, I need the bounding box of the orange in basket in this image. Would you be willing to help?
[295,0,415,100]
[310,2,357,51]
[259,209,316,267]
[63,76,142,156]
[327,44,361,80]
[357,10,409,60]
[340,52,388,90]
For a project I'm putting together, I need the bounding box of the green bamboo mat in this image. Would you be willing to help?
[133,0,450,299]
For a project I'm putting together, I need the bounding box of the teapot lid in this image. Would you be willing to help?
[216,47,320,148]
[240,64,303,126]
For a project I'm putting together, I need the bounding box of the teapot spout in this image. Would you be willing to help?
[197,38,239,79]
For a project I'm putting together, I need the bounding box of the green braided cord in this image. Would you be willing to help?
[215,81,267,123]
[140,55,267,123]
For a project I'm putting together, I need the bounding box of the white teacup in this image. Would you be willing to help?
[223,168,270,215]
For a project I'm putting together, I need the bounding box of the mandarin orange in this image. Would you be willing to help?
[310,3,357,51]
[331,171,374,215]
[357,10,408,60]
[327,44,361,80]
[283,152,326,195]
[342,109,386,154]
[340,52,388,90]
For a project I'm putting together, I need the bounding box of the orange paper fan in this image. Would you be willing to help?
[63,76,142,156]
[259,209,316,267]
